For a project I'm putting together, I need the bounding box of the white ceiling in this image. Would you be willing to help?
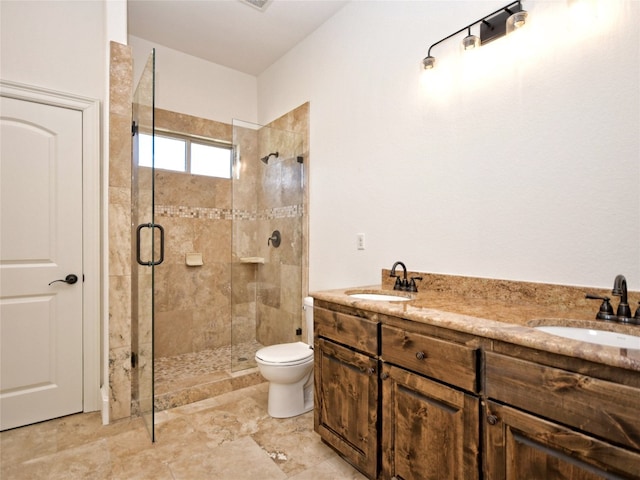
[127,0,350,76]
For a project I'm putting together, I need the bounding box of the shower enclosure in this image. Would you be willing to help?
[231,120,305,371]
[131,57,306,440]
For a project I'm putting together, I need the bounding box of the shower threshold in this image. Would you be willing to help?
[154,340,265,411]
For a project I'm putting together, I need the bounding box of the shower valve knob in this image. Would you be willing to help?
[268,230,281,248]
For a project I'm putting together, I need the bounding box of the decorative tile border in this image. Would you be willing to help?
[155,204,304,220]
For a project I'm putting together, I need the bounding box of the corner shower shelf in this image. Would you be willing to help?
[240,257,265,264]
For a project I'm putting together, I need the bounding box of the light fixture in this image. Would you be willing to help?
[422,56,436,69]
[422,1,528,70]
[506,10,529,33]
[462,28,481,50]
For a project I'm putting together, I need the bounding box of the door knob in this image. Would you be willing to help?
[49,274,78,285]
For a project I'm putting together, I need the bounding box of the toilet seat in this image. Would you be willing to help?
[256,342,313,366]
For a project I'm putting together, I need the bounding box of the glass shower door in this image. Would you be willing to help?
[131,49,159,441]
[230,119,304,372]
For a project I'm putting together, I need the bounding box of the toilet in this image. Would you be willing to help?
[255,297,314,418]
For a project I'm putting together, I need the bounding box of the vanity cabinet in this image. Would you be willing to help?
[380,323,481,480]
[313,297,640,480]
[484,351,640,479]
[313,302,380,479]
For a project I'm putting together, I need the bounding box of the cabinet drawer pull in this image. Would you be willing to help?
[367,367,376,376]
[415,351,426,360]
[380,372,389,380]
[486,414,498,425]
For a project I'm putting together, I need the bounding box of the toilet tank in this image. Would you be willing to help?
[303,297,314,345]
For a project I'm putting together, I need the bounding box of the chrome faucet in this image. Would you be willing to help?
[612,274,632,321]
[390,261,408,291]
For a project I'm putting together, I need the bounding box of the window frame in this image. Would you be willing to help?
[139,128,233,179]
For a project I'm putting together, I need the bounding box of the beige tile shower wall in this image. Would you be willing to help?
[256,104,310,346]
[108,42,133,421]
[153,110,233,359]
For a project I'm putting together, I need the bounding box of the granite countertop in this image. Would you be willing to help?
[311,284,640,372]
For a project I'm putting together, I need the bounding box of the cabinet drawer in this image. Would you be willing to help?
[314,305,378,356]
[485,351,640,451]
[381,324,478,392]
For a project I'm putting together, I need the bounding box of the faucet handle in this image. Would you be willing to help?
[585,293,616,321]
[392,276,403,291]
[408,276,423,293]
[634,302,640,323]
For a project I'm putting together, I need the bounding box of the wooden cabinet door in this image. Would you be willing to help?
[314,338,379,479]
[484,401,640,480]
[381,363,480,480]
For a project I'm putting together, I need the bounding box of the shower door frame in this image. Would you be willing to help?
[131,49,158,441]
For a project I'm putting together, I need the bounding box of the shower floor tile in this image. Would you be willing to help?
[154,340,265,411]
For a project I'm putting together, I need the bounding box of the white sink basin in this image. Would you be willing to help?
[535,326,640,349]
[349,293,411,302]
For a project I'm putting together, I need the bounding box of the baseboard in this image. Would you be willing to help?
[100,384,109,425]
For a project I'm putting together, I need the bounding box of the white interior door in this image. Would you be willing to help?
[0,96,84,430]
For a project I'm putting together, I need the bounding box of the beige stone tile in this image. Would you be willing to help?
[288,456,368,480]
[155,379,234,411]
[0,380,369,480]
[108,274,131,349]
[167,381,267,417]
[322,455,369,479]
[251,411,335,476]
[106,425,174,479]
[154,309,194,357]
[0,420,58,467]
[109,346,132,420]
[168,436,286,480]
[108,189,132,277]
[53,412,143,451]
[108,113,132,188]
[109,42,133,118]
[10,439,112,480]
[186,396,269,447]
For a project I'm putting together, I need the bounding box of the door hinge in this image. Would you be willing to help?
[131,121,138,137]
[131,352,138,368]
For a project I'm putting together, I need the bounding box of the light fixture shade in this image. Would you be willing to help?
[462,34,481,50]
[506,10,528,33]
[422,56,436,70]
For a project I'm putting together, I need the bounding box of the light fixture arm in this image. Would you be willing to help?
[425,0,523,57]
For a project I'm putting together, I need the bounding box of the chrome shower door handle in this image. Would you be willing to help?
[136,223,165,266]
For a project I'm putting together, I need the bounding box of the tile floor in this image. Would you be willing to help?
[0,383,367,480]
[154,341,265,411]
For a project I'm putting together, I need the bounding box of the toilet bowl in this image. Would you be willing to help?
[255,297,314,418]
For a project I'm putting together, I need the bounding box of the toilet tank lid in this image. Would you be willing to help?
[256,342,313,363]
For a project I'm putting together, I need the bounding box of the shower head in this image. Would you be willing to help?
[260,152,279,164]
